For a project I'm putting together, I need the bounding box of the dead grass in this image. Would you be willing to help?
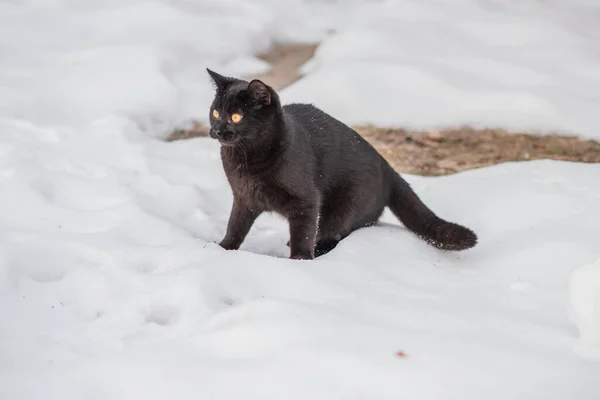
[355,126,600,176]
[251,43,318,91]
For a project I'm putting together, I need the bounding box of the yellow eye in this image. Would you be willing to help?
[212,109,220,119]
[231,113,242,123]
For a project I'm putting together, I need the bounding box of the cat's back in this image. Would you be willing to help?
[281,103,388,209]
[282,103,381,164]
[283,103,327,121]
[283,103,352,139]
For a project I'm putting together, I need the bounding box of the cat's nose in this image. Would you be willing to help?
[209,128,220,139]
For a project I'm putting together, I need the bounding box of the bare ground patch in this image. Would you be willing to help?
[251,43,318,91]
[355,126,600,176]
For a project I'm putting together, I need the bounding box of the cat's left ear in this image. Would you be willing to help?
[247,79,271,107]
[206,68,235,90]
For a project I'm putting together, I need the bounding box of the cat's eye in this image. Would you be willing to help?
[212,109,220,119]
[231,113,242,123]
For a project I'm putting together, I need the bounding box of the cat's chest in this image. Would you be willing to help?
[227,170,285,210]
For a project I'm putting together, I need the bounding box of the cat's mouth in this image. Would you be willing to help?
[210,129,239,146]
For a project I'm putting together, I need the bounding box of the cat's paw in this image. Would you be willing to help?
[219,238,239,251]
[290,253,314,260]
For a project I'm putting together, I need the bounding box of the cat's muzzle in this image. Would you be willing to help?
[210,129,237,145]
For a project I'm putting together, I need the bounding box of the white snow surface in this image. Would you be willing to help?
[2,128,600,398]
[2,126,600,398]
[0,0,354,137]
[1,0,600,399]
[282,0,600,139]
[570,258,600,351]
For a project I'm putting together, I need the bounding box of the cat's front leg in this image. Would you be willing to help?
[219,200,261,251]
[288,201,319,260]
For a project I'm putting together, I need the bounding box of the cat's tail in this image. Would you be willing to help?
[386,170,477,251]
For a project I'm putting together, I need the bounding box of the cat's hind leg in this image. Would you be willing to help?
[314,237,341,257]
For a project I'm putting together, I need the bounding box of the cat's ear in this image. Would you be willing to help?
[206,68,235,90]
[247,79,271,107]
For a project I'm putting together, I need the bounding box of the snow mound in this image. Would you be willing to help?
[570,258,600,350]
[282,0,600,139]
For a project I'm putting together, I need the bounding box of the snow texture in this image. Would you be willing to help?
[570,258,600,351]
[1,0,600,399]
[0,0,353,138]
[282,0,600,139]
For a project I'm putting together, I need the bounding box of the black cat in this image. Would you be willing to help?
[206,68,477,260]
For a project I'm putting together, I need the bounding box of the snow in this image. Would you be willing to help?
[2,129,600,398]
[1,0,600,399]
[0,0,351,137]
[282,0,600,139]
[570,258,600,352]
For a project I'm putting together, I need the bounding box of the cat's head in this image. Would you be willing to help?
[206,68,279,147]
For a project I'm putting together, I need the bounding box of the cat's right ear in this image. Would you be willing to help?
[206,68,235,90]
[247,79,271,107]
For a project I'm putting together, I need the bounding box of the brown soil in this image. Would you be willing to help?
[355,126,600,176]
[251,43,318,91]
[166,43,600,176]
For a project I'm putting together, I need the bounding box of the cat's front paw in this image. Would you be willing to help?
[290,253,314,260]
[219,238,240,251]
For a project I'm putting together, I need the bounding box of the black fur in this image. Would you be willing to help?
[206,69,477,260]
